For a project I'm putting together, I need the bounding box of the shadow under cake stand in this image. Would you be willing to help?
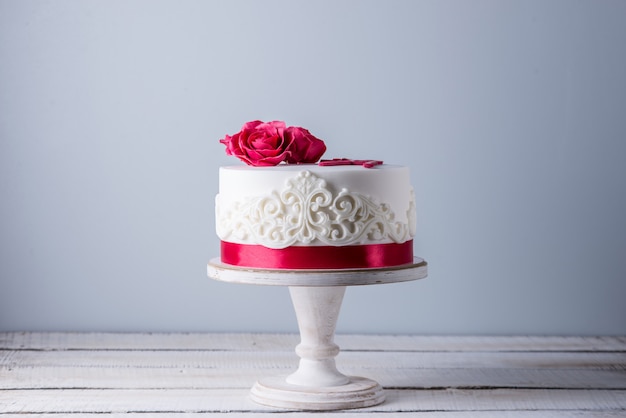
[207,257,428,411]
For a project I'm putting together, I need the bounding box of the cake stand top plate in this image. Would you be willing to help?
[207,257,427,287]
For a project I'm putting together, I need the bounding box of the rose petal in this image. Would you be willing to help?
[241,120,264,131]
[284,126,326,163]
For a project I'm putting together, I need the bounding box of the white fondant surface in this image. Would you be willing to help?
[216,164,415,248]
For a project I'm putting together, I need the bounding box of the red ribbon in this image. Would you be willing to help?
[221,240,413,270]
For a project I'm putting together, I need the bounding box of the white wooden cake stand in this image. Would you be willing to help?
[207,257,428,411]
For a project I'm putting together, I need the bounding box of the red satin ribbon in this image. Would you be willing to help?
[221,240,413,269]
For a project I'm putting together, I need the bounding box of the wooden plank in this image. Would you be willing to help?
[337,334,626,353]
[3,348,625,391]
[3,349,625,371]
[0,413,624,418]
[1,388,625,414]
[2,364,625,390]
[0,332,299,352]
[2,332,624,352]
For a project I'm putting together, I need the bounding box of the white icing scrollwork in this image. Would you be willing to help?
[217,171,415,249]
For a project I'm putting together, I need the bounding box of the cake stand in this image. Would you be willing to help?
[207,257,428,411]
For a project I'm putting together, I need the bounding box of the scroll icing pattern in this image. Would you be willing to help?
[216,171,415,249]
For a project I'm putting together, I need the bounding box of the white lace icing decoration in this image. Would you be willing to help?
[217,171,415,249]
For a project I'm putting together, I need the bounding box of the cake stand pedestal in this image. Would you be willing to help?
[207,257,427,411]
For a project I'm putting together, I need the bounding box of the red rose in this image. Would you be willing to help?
[220,120,326,166]
[220,120,290,166]
[284,126,327,164]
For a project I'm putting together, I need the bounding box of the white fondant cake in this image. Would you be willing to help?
[216,163,416,269]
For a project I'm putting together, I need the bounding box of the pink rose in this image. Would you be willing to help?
[220,120,326,166]
[284,126,327,164]
[220,120,289,166]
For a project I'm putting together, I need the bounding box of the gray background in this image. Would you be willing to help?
[1,1,625,335]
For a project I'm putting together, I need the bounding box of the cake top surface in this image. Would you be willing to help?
[220,163,403,172]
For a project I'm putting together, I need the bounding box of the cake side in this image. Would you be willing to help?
[217,164,415,248]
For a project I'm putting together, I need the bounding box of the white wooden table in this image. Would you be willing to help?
[1,332,625,416]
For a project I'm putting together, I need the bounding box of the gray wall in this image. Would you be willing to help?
[1,1,625,335]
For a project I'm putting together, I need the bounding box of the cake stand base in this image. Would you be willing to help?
[251,375,385,411]
[207,258,427,411]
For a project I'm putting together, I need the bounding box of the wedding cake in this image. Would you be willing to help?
[215,120,416,270]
